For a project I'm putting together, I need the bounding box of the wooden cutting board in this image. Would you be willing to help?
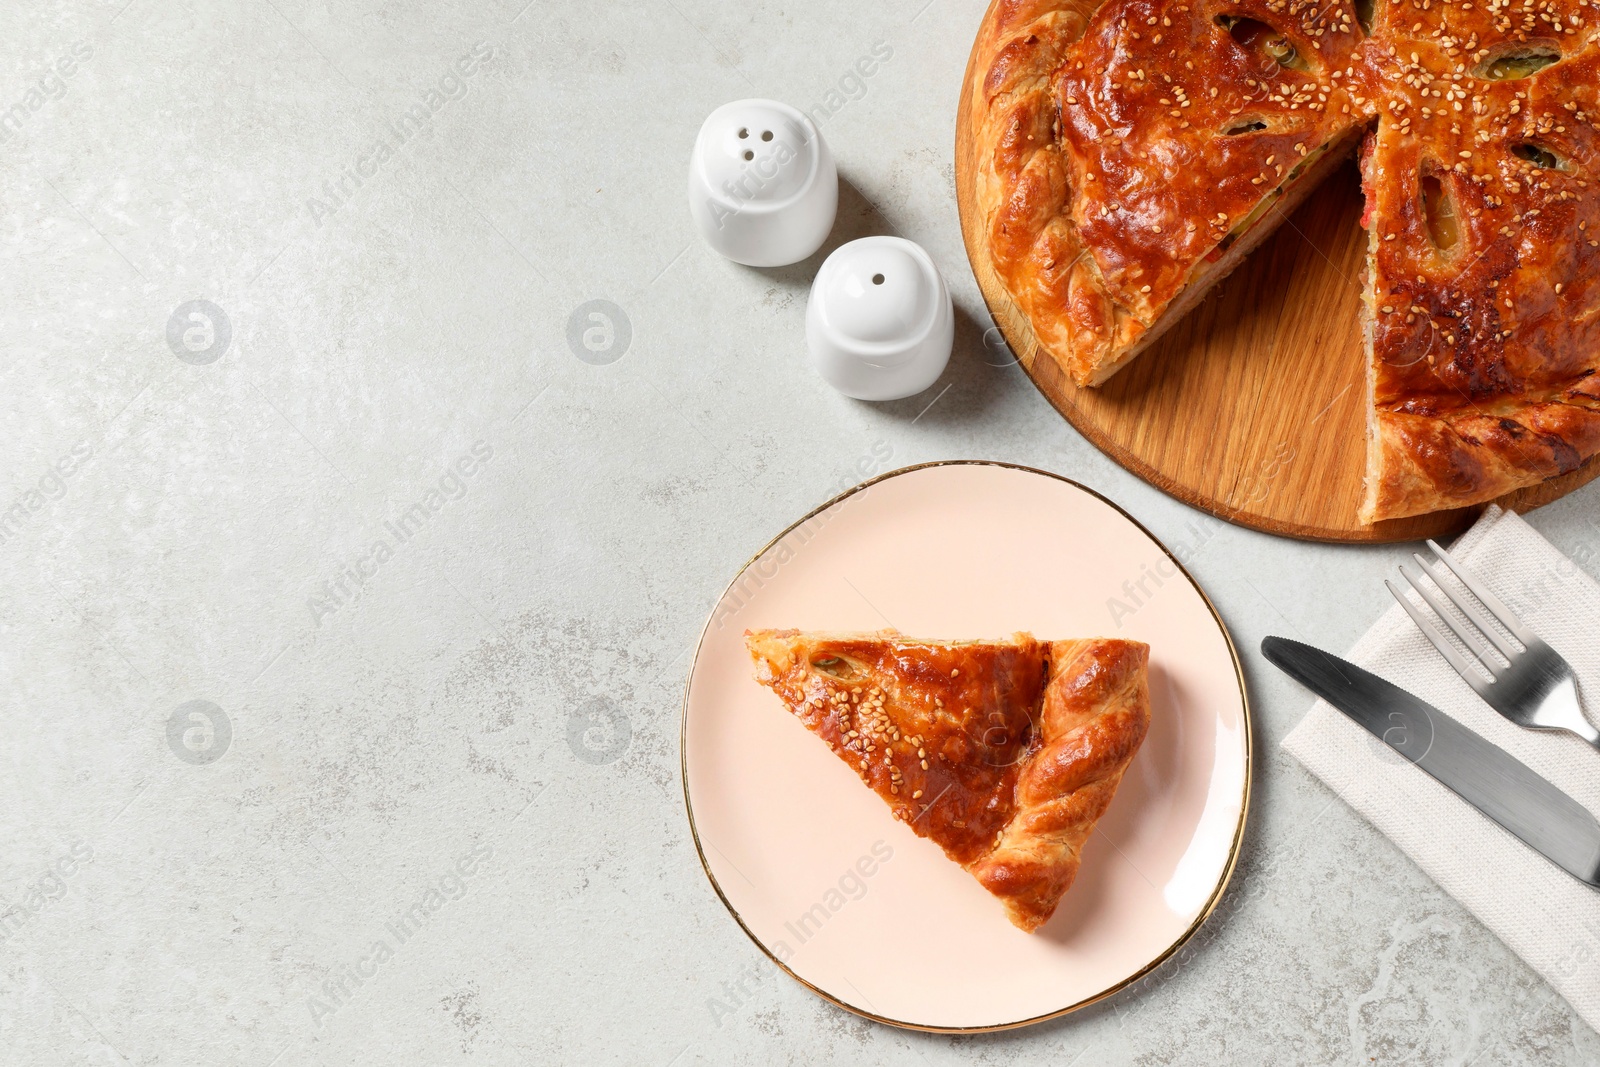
[953,29,1600,544]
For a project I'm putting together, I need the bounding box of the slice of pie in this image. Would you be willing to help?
[745,628,1150,932]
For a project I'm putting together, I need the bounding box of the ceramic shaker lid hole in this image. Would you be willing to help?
[806,236,953,402]
[817,243,935,344]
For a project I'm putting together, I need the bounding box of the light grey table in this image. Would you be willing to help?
[5,1,1598,1064]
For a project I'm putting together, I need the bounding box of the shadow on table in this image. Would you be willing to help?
[742,172,1028,430]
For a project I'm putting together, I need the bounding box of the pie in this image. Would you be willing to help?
[745,628,1150,932]
[965,0,1600,521]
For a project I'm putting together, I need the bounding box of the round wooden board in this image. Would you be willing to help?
[953,14,1600,544]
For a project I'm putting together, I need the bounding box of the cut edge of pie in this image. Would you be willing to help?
[1072,128,1366,387]
[966,0,1600,524]
[1351,40,1600,522]
[745,627,1150,933]
[1119,128,1366,378]
[966,0,1370,389]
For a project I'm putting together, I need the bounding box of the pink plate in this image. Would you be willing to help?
[681,461,1251,1031]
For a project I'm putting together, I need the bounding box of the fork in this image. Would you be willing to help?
[1385,539,1599,749]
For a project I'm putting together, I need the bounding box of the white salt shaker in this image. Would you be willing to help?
[688,100,837,267]
[806,236,953,401]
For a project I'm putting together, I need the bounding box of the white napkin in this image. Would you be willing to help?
[1283,505,1600,1032]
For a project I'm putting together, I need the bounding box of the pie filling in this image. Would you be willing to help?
[1207,141,1335,263]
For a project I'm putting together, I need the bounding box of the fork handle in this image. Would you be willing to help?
[1571,717,1600,749]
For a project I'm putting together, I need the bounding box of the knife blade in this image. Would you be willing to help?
[1262,635,1600,888]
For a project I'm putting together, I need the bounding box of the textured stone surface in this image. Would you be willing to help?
[4,1,1600,1064]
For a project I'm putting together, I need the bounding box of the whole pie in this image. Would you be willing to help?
[966,0,1600,521]
[745,628,1150,932]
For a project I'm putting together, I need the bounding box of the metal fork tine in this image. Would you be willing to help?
[1410,552,1519,662]
[1425,539,1539,646]
[1386,579,1495,692]
[1386,578,1496,692]
[1394,567,1499,685]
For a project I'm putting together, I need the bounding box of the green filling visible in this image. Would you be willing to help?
[1262,36,1309,72]
[1223,142,1331,245]
[1481,50,1559,80]
[1511,142,1563,169]
[810,655,852,677]
[1355,0,1376,35]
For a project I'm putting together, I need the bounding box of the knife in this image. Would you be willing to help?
[1262,635,1600,888]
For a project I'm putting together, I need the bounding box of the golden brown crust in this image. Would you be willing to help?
[1357,31,1600,520]
[968,0,1600,521]
[969,639,1150,931]
[970,1,1106,381]
[969,0,1370,386]
[745,628,1150,932]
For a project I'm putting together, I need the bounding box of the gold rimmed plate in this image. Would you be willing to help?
[680,461,1251,1031]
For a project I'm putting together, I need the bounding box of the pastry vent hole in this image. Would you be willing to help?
[810,655,857,679]
[1215,16,1312,72]
[1421,172,1460,252]
[1511,142,1565,170]
[1355,0,1376,35]
[1223,118,1270,135]
[1475,43,1560,80]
